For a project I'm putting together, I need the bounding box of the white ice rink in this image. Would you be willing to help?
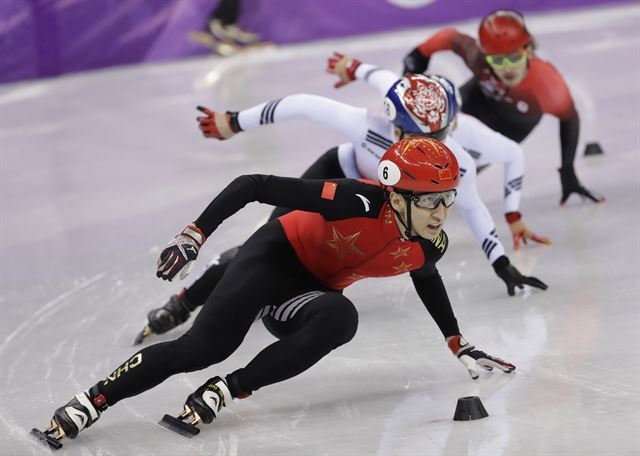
[1,3,639,455]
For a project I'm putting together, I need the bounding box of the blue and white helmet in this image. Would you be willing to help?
[429,74,462,125]
[383,74,457,140]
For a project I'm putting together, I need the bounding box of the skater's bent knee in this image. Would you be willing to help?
[313,297,359,345]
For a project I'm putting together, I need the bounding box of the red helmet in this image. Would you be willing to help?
[479,10,531,55]
[377,137,459,193]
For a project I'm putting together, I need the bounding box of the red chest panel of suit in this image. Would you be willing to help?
[279,204,426,290]
[475,58,575,119]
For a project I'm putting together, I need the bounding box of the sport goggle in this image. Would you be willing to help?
[411,189,457,209]
[485,49,529,68]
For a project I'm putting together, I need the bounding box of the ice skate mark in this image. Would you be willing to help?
[0,273,106,357]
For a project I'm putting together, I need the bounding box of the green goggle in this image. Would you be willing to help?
[486,49,529,68]
[411,189,457,209]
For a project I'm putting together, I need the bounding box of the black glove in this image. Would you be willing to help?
[402,47,430,75]
[492,255,548,296]
[559,166,605,205]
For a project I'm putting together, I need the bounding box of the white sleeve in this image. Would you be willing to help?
[237,94,367,142]
[451,114,525,214]
[354,63,398,97]
[448,139,506,265]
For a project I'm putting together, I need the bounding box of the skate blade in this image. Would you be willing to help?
[188,31,215,47]
[132,325,152,345]
[30,428,63,450]
[158,414,200,437]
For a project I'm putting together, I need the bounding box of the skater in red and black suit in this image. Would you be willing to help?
[34,138,515,449]
[403,9,604,205]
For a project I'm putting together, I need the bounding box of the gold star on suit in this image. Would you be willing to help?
[389,246,411,259]
[392,262,413,274]
[326,226,365,260]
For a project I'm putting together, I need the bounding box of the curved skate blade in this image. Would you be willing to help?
[159,414,200,437]
[30,428,63,450]
[132,325,152,346]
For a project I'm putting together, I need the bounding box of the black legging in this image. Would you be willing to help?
[98,222,358,405]
[209,0,241,25]
[186,146,345,306]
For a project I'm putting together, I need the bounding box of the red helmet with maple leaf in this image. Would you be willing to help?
[479,10,531,55]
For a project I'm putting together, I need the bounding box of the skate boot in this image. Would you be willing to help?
[159,376,231,437]
[31,388,107,450]
[133,289,195,345]
[207,19,260,46]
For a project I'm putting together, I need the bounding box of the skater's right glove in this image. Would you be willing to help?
[506,212,552,251]
[156,224,206,281]
[492,255,548,297]
[559,166,605,206]
[326,52,361,88]
[196,106,242,140]
[402,47,430,75]
[447,335,516,380]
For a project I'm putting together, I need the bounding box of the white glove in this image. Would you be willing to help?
[447,335,516,380]
[156,224,206,281]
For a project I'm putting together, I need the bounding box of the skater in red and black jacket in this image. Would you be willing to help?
[403,9,604,205]
[33,138,515,449]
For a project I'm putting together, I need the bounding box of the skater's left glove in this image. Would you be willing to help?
[506,212,552,251]
[326,52,361,88]
[402,47,430,75]
[559,166,605,206]
[492,255,548,296]
[156,224,206,281]
[447,335,516,380]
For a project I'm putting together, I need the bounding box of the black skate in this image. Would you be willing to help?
[133,289,194,345]
[159,376,231,437]
[31,391,105,450]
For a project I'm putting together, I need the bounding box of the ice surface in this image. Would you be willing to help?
[1,4,639,455]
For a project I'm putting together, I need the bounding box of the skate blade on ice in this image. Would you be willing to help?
[30,427,63,451]
[133,324,152,345]
[158,414,200,437]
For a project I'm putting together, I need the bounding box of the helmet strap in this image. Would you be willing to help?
[404,195,414,239]
[389,192,414,240]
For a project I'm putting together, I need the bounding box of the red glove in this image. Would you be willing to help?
[326,52,361,88]
[196,106,240,140]
[506,212,552,251]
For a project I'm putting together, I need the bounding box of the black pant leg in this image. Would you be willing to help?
[96,223,318,406]
[210,0,240,25]
[230,292,358,394]
[184,246,240,307]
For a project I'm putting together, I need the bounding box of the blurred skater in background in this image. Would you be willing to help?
[403,9,605,206]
